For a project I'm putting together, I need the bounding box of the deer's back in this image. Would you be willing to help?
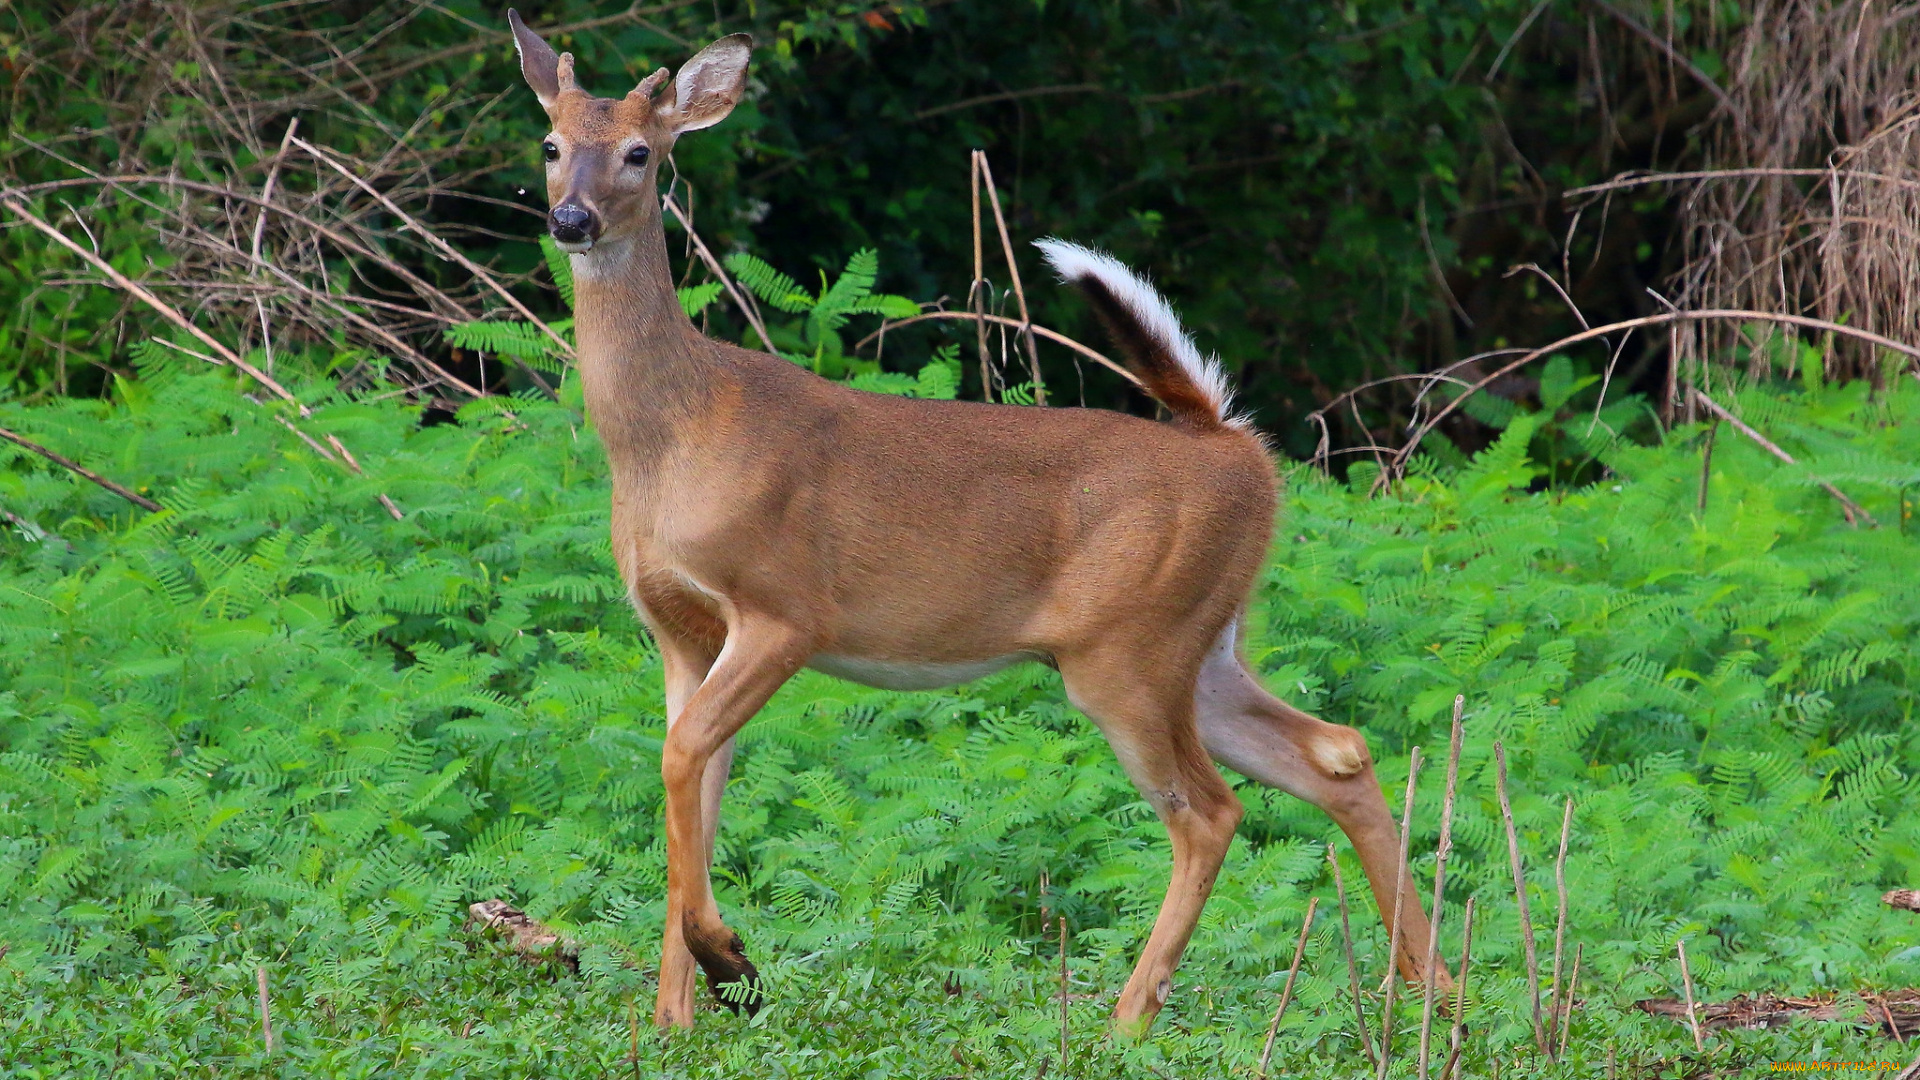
[620,351,1277,663]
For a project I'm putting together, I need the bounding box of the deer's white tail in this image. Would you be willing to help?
[1036,239,1242,432]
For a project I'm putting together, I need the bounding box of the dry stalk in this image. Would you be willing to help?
[1258,896,1319,1079]
[1376,307,1920,493]
[0,425,160,511]
[292,136,573,361]
[1546,795,1574,1055]
[1697,419,1719,515]
[1419,696,1466,1080]
[1660,0,1920,389]
[251,117,300,267]
[1058,915,1069,1070]
[1557,943,1582,1060]
[662,194,776,356]
[1689,386,1876,526]
[256,966,273,1054]
[628,994,640,1077]
[854,311,1135,387]
[1377,746,1423,1080]
[1440,897,1475,1080]
[1677,937,1705,1053]
[1493,741,1548,1057]
[969,151,993,400]
[974,152,1045,404]
[1329,843,1380,1069]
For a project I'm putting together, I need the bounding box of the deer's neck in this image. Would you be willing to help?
[569,218,721,470]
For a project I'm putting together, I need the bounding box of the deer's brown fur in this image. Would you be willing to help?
[506,10,1445,1034]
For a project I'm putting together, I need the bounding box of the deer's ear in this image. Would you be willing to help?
[660,34,753,134]
[508,9,562,110]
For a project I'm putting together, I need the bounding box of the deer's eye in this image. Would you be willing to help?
[541,141,559,162]
[625,145,650,167]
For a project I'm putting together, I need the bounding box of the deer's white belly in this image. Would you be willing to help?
[807,651,1043,691]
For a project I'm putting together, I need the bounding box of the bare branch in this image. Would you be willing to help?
[0,426,160,512]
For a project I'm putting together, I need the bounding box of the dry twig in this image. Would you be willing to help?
[1376,307,1920,494]
[1677,938,1705,1053]
[1419,696,1465,1079]
[0,425,159,511]
[1329,843,1380,1068]
[1689,387,1877,526]
[1546,796,1574,1055]
[1377,746,1423,1080]
[1494,741,1548,1056]
[1440,897,1475,1080]
[974,153,1045,404]
[1557,944,1582,1060]
[256,966,273,1054]
[854,311,1136,387]
[1258,896,1319,1079]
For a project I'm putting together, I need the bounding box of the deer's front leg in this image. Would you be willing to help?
[653,633,721,1029]
[655,615,808,1028]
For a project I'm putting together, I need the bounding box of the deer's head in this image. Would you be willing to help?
[508,10,750,253]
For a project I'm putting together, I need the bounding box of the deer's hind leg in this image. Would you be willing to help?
[1057,640,1244,1038]
[1193,624,1448,989]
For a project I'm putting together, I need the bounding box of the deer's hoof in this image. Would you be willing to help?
[686,918,764,1016]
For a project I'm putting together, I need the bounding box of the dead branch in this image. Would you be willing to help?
[1381,308,1920,490]
[662,193,776,355]
[974,153,1046,403]
[1688,387,1877,526]
[0,426,160,511]
[2,194,305,412]
[1637,991,1920,1037]
[1586,0,1741,125]
[1566,167,1920,200]
[854,311,1136,387]
[292,136,573,361]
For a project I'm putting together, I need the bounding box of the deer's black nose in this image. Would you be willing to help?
[548,204,598,246]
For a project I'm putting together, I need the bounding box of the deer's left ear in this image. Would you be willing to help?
[508,9,563,111]
[659,34,753,134]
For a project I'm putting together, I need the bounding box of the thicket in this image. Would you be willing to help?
[1,0,1750,453]
[1,330,1915,1072]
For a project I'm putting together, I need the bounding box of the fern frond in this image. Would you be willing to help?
[539,234,575,310]
[723,252,811,313]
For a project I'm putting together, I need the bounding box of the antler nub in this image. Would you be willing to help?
[631,67,670,101]
[555,52,578,95]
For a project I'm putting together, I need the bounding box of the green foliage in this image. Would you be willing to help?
[1,353,1917,1072]
[6,0,1659,444]
[725,248,921,379]
[445,244,952,398]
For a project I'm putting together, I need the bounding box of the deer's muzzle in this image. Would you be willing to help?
[548,203,599,252]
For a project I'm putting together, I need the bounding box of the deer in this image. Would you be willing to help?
[504,11,1446,1035]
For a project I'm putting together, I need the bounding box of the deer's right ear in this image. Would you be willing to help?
[508,9,563,111]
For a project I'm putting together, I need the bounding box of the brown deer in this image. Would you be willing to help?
[505,11,1445,1035]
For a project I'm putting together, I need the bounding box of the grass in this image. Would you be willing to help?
[2,346,1918,1076]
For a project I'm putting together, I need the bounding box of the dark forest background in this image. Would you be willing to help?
[1,1,1900,458]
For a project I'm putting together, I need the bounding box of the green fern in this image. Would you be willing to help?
[723,251,811,313]
[540,233,575,309]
